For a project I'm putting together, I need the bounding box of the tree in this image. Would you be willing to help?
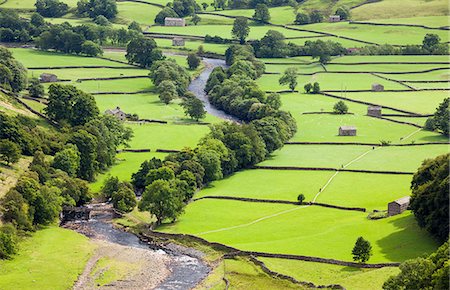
[232,17,250,44]
[70,130,97,181]
[333,101,348,114]
[422,34,440,53]
[28,78,44,98]
[131,158,162,191]
[335,6,350,20]
[30,12,46,27]
[111,183,136,212]
[312,82,320,93]
[35,0,68,17]
[195,149,222,182]
[32,185,62,225]
[101,175,120,199]
[254,30,287,58]
[128,21,142,32]
[81,40,103,56]
[181,94,206,121]
[304,83,312,93]
[154,7,178,25]
[295,12,310,25]
[51,144,81,177]
[138,179,184,225]
[157,80,178,104]
[279,67,298,91]
[253,4,270,22]
[126,37,164,68]
[410,153,449,242]
[352,236,372,263]
[426,98,449,136]
[297,193,305,203]
[146,166,175,185]
[266,93,281,110]
[0,140,20,165]
[383,242,448,290]
[94,15,110,26]
[76,0,118,19]
[201,2,208,10]
[0,223,17,259]
[187,53,201,70]
[192,14,201,25]
[0,189,33,230]
[309,10,323,23]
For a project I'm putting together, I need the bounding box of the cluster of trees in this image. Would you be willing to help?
[0,10,38,43]
[359,34,449,55]
[101,176,137,212]
[383,241,448,289]
[424,98,449,136]
[218,0,295,10]
[154,0,199,24]
[125,37,164,68]
[149,60,191,104]
[204,34,231,44]
[35,0,69,18]
[294,7,349,25]
[409,153,449,242]
[76,0,118,19]
[304,82,320,93]
[0,47,27,93]
[333,101,348,114]
[253,4,270,22]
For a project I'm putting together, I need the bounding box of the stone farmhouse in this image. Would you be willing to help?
[172,37,185,46]
[367,106,382,117]
[372,83,384,92]
[388,196,410,216]
[39,73,58,83]
[105,106,127,121]
[339,126,357,136]
[164,17,185,27]
[329,15,341,22]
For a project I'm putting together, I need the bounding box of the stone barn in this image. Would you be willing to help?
[388,196,410,216]
[367,106,382,117]
[329,15,341,22]
[164,17,186,27]
[172,37,185,46]
[105,106,127,121]
[39,73,58,83]
[372,83,384,92]
[339,126,357,136]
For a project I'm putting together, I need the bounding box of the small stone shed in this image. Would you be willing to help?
[367,106,382,117]
[372,83,384,92]
[39,73,58,83]
[347,47,360,54]
[339,126,357,136]
[329,15,341,22]
[388,196,410,216]
[164,17,186,27]
[105,106,127,121]
[172,37,185,46]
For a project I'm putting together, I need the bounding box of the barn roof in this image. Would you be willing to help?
[165,17,184,21]
[392,196,411,206]
[368,105,382,110]
[339,126,356,130]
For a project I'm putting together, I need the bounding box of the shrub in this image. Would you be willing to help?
[28,78,45,98]
[333,101,348,114]
[187,53,201,70]
[0,139,21,165]
[312,82,320,93]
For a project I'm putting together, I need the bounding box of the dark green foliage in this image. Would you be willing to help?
[253,4,270,22]
[0,139,21,165]
[139,179,185,225]
[335,6,350,20]
[47,171,92,206]
[101,175,120,199]
[70,129,98,181]
[187,53,201,70]
[352,236,372,263]
[29,150,50,183]
[76,0,118,19]
[94,15,110,26]
[158,80,178,104]
[172,0,199,17]
[205,66,226,93]
[81,40,102,56]
[425,98,449,136]
[131,158,162,191]
[154,7,179,25]
[150,60,191,96]
[383,242,449,290]
[192,14,201,25]
[28,78,44,98]
[410,154,449,242]
[279,67,298,91]
[312,82,320,93]
[224,45,265,77]
[0,113,40,155]
[266,93,281,110]
[35,0,69,17]
[45,84,99,126]
[232,17,250,44]
[422,33,440,53]
[309,10,323,23]
[111,183,136,213]
[126,37,164,68]
[51,144,81,177]
[304,83,312,93]
[0,224,17,259]
[128,21,142,32]
[294,12,310,25]
[204,34,231,44]
[146,166,175,186]
[253,30,287,58]
[297,194,305,203]
[0,46,27,92]
[32,185,63,225]
[0,189,33,231]
[181,93,206,121]
[333,101,348,114]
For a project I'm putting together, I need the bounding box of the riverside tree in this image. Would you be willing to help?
[279,67,298,91]
[126,37,164,68]
[181,93,206,121]
[187,53,201,70]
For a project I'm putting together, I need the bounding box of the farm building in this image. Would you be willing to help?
[347,48,361,54]
[329,15,341,22]
[164,17,185,27]
[105,106,127,121]
[388,196,410,216]
[372,83,384,92]
[339,126,357,136]
[172,37,185,46]
[367,106,382,117]
[39,73,58,83]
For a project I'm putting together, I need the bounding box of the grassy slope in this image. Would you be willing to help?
[0,227,96,289]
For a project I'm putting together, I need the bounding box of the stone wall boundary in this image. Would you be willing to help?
[349,20,449,31]
[284,141,450,146]
[252,165,414,175]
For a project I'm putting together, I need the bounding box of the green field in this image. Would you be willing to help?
[0,227,95,289]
